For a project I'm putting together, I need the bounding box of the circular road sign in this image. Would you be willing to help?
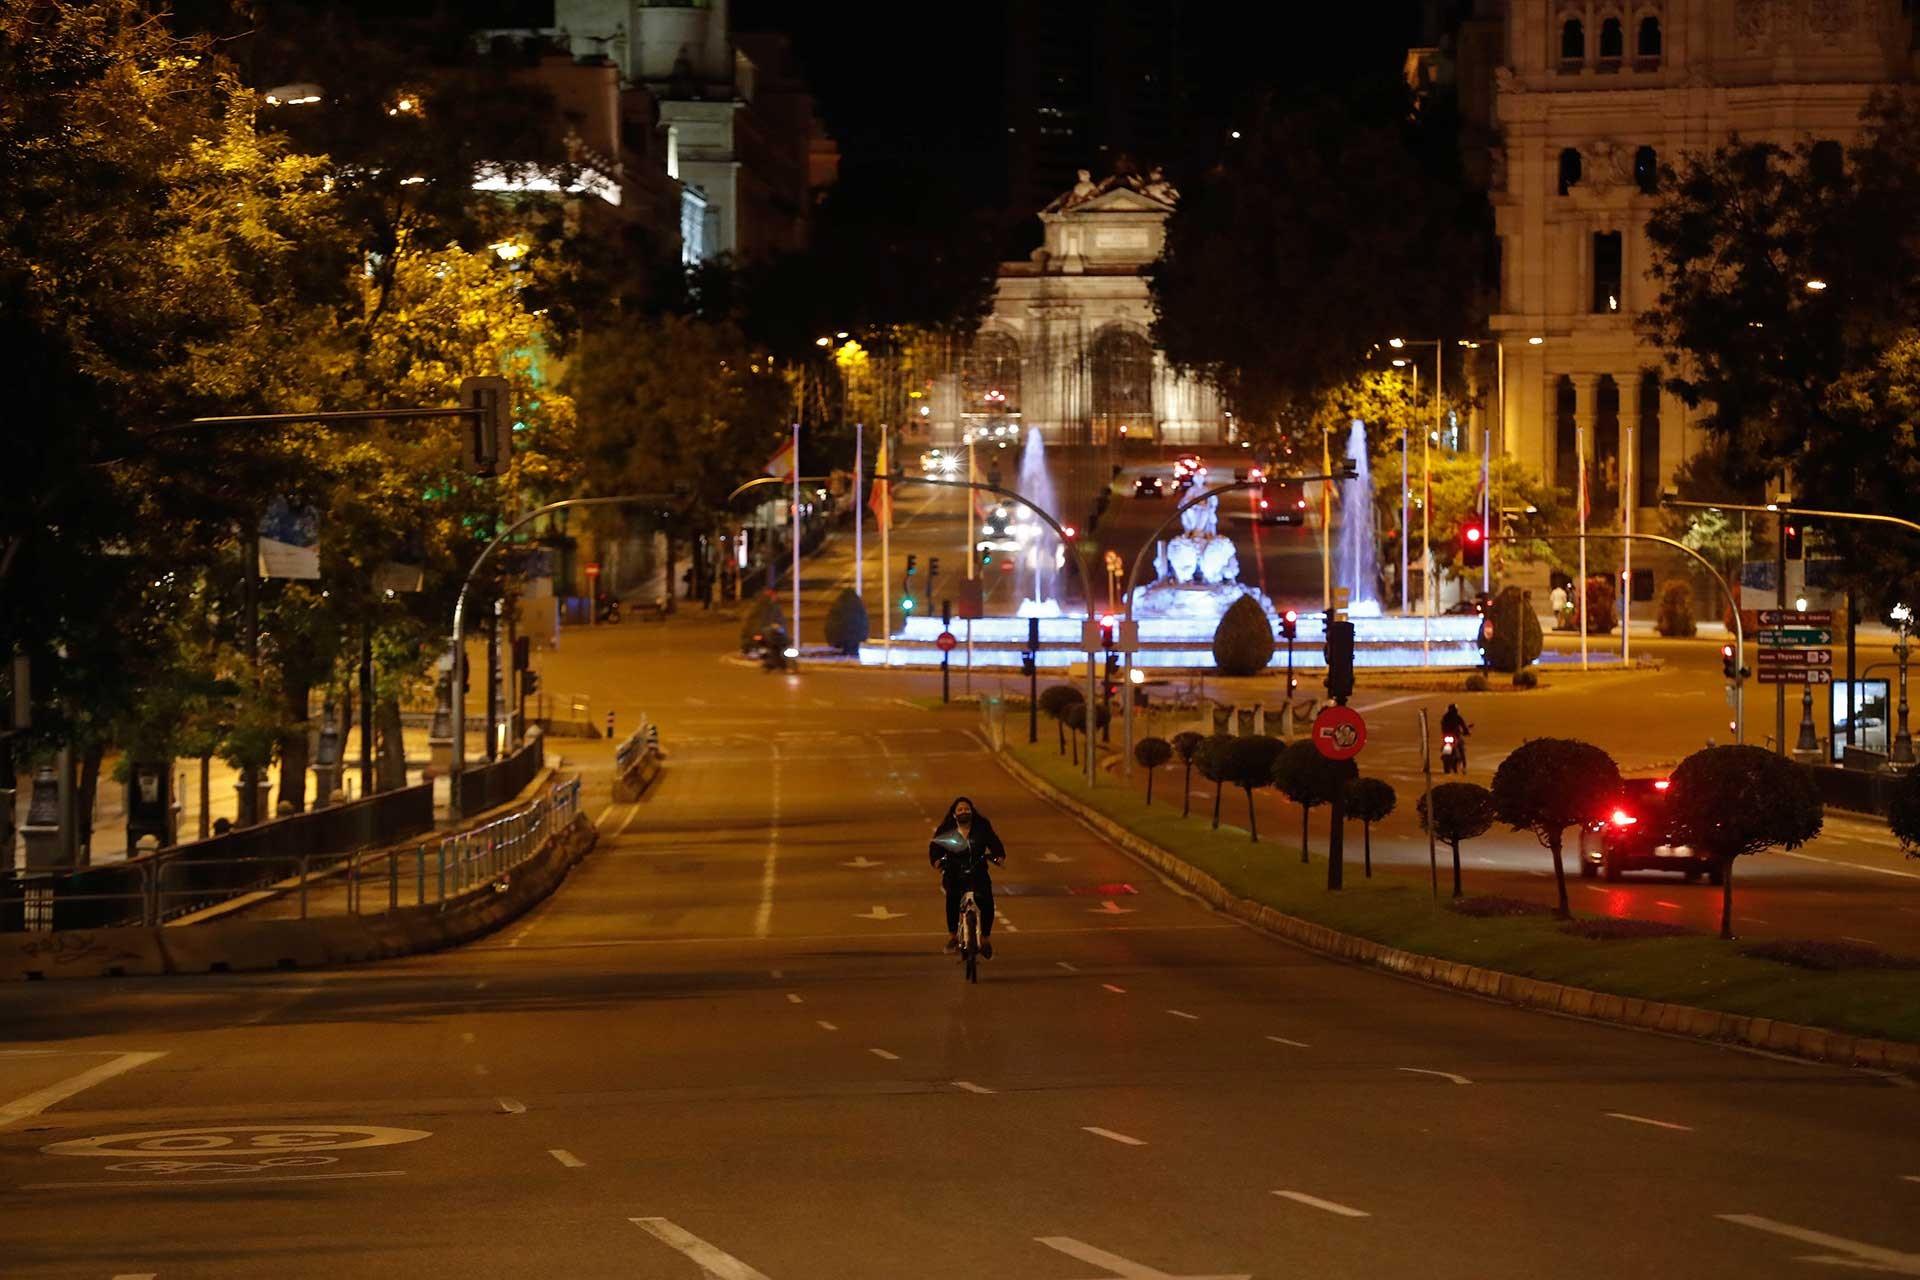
[1311,705,1367,761]
[935,631,958,652]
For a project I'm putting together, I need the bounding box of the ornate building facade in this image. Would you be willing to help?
[1479,0,1917,512]
[930,166,1225,448]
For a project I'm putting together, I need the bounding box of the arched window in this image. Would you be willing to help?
[1558,147,1583,196]
[1634,145,1658,194]
[1090,328,1154,442]
[1560,18,1586,67]
[962,331,1021,417]
[1598,17,1624,63]
[1636,15,1663,60]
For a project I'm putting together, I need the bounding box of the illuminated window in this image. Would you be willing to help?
[1592,231,1623,314]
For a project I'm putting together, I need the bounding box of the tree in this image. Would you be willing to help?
[1065,702,1109,766]
[1195,733,1238,830]
[1345,777,1397,879]
[1419,782,1496,897]
[1134,736,1174,805]
[1219,735,1286,841]
[1038,685,1085,756]
[1481,586,1544,671]
[1171,730,1205,818]
[1272,740,1356,864]
[1655,579,1697,638]
[1151,84,1482,426]
[825,588,870,656]
[1891,771,1920,857]
[1212,595,1275,676]
[1491,739,1622,918]
[1666,745,1824,938]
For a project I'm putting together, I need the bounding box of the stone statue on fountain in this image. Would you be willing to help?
[1134,494,1275,622]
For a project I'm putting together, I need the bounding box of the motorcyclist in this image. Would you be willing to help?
[1441,702,1471,771]
[759,622,790,670]
[928,796,1005,958]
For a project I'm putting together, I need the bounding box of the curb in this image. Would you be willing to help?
[994,748,1920,1075]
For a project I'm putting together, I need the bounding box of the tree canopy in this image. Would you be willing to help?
[1666,745,1823,938]
[1491,738,1621,917]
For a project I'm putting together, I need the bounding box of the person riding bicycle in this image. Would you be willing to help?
[928,796,1005,959]
[1441,702,1471,770]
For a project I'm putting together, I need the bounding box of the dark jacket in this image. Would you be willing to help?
[928,801,1006,886]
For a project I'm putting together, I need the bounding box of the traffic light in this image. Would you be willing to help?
[1325,619,1356,701]
[905,554,918,577]
[1020,650,1037,676]
[1722,643,1737,680]
[981,548,994,566]
[521,669,540,697]
[1782,521,1804,561]
[1280,609,1298,641]
[1461,519,1486,568]
[928,556,940,582]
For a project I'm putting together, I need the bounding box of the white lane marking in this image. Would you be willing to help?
[786,993,803,1004]
[548,1149,585,1168]
[1034,1235,1251,1279]
[1038,852,1071,863]
[841,855,882,869]
[816,1021,839,1032]
[1102,983,1128,994]
[856,905,905,920]
[1902,1174,1920,1183]
[1717,1213,1920,1274]
[1267,1036,1311,1048]
[21,1170,406,1191]
[474,981,489,990]
[770,969,783,979]
[0,1052,167,1131]
[1167,1009,1200,1021]
[1398,1067,1472,1085]
[1780,850,1920,880]
[1083,1127,1147,1146]
[1092,899,1137,914]
[953,1080,996,1095]
[1582,885,1608,893]
[632,1217,775,1280]
[1057,961,1079,972]
[1654,900,1682,909]
[1841,935,1876,944]
[999,912,1018,933]
[756,746,782,938]
[1606,1111,1693,1132]
[869,1049,900,1061]
[112,1274,156,1279]
[1273,1190,1371,1218]
[595,803,616,826]
[497,1097,527,1115]
[461,1032,476,1045]
[472,1064,490,1077]
[613,801,645,837]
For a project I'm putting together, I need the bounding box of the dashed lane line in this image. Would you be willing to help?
[1606,1111,1693,1132]
[1398,1068,1472,1085]
[756,746,782,938]
[549,1149,585,1168]
[1267,1036,1311,1048]
[632,1217,775,1280]
[1102,984,1127,994]
[953,1081,996,1095]
[869,1049,900,1061]
[0,1052,168,1131]
[816,1021,839,1032]
[1083,1127,1147,1147]
[1273,1190,1371,1218]
[1167,1009,1200,1021]
[497,1098,527,1115]
[1057,961,1079,972]
[786,993,803,1004]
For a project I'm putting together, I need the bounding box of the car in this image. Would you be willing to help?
[1133,475,1165,498]
[1254,484,1307,526]
[1171,453,1204,479]
[1444,597,1489,616]
[920,448,960,479]
[1576,777,1720,883]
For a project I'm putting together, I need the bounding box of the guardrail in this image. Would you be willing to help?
[457,734,545,818]
[612,717,663,802]
[1803,763,1905,818]
[0,777,583,931]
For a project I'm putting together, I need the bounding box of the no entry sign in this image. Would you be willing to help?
[935,631,958,652]
[1311,705,1367,761]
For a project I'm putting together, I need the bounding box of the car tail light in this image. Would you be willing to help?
[1296,499,1307,509]
[1653,779,1670,791]
[1260,499,1270,509]
[1610,809,1637,827]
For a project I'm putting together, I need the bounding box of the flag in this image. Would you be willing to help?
[764,435,796,482]
[869,435,892,531]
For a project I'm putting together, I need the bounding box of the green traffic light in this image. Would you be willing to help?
[901,598,915,612]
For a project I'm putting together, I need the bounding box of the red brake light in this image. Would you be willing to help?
[1610,809,1637,827]
[1260,499,1270,509]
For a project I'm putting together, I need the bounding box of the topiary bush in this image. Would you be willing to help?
[1512,669,1538,689]
[824,588,870,655]
[1344,776,1397,878]
[1463,673,1489,692]
[1655,578,1697,637]
[1211,595,1276,676]
[1667,743,1824,938]
[1481,586,1543,671]
[1037,685,1085,755]
[1418,781,1497,898]
[1171,730,1205,818]
[1891,769,1920,857]
[1134,736,1174,804]
[1582,574,1617,635]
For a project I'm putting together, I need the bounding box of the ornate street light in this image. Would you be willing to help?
[1892,602,1913,767]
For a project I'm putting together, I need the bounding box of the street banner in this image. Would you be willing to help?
[258,499,320,580]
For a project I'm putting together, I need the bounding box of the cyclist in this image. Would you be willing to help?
[928,796,1005,958]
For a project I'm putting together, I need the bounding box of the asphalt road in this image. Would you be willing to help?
[2,607,1917,1279]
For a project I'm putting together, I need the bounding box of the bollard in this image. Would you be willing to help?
[605,710,615,740]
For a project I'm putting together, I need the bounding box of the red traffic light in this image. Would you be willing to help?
[1283,609,1298,623]
[1464,525,1483,543]
[1721,643,1735,659]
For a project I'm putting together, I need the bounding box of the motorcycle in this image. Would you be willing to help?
[596,595,622,624]
[757,628,792,672]
[1440,733,1459,774]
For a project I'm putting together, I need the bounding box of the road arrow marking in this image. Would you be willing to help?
[1092,900,1136,915]
[856,906,905,921]
[1398,1067,1472,1085]
[632,1218,774,1280]
[1718,1214,1920,1275]
[841,856,882,869]
[1034,1235,1249,1280]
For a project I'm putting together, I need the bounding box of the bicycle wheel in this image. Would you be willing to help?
[965,950,977,983]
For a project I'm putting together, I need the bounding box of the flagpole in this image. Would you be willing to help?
[1578,422,1589,671]
[880,432,892,662]
[791,419,801,658]
[1622,423,1633,668]
[854,422,864,599]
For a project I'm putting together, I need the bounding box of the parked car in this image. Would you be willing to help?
[1576,777,1721,883]
[1133,475,1166,498]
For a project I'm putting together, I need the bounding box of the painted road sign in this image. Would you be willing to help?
[1311,705,1367,760]
[1757,610,1832,627]
[1756,649,1833,667]
[935,631,958,652]
[1756,668,1834,685]
[1757,628,1833,647]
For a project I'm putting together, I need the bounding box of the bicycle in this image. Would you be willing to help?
[955,887,983,984]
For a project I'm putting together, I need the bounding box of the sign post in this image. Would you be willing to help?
[938,605,956,705]
[1757,612,1835,758]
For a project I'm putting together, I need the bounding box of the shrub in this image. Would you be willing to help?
[824,588,870,655]
[1448,895,1553,918]
[1038,685,1084,755]
[1582,575,1616,635]
[1889,769,1920,856]
[1463,673,1489,692]
[1418,781,1497,897]
[1171,730,1205,818]
[1512,669,1538,689]
[1480,586,1543,671]
[1741,939,1916,970]
[1272,739,1357,866]
[1491,738,1622,918]
[1195,732,1238,829]
[1220,735,1286,841]
[1667,744,1823,938]
[1134,736,1174,805]
[1654,578,1696,638]
[1344,776,1397,878]
[1211,595,1275,676]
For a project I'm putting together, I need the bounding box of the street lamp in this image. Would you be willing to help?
[1892,603,1914,766]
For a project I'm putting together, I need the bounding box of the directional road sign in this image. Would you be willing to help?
[1757,609,1832,627]
[1756,648,1833,668]
[1756,668,1834,685]
[1757,628,1834,647]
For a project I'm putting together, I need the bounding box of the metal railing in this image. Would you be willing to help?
[1,777,582,931]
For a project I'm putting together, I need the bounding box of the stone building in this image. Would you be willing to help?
[1455,0,1918,513]
[929,165,1225,449]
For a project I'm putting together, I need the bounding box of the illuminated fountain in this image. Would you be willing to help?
[1335,419,1383,619]
[1014,426,1065,618]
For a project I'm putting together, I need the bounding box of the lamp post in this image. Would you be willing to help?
[1391,337,1444,661]
[1893,603,1914,767]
